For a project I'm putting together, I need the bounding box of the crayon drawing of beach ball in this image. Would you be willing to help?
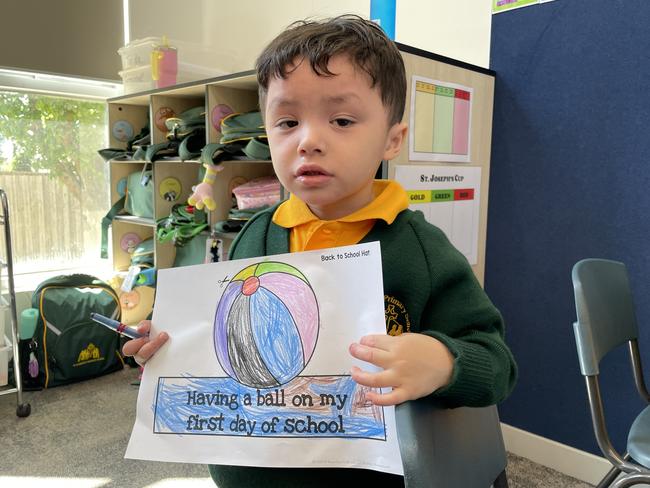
[214,262,319,388]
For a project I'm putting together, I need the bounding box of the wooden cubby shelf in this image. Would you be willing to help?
[105,71,273,272]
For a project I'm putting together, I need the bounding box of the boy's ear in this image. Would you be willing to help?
[383,122,408,161]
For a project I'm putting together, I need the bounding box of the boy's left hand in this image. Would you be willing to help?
[349,333,455,406]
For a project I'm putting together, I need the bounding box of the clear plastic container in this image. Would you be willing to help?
[118,37,164,70]
[119,65,155,94]
[177,63,224,83]
[120,63,225,95]
[0,335,12,386]
[0,307,4,344]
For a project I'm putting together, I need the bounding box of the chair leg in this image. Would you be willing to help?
[596,465,622,488]
[598,452,633,488]
[493,469,509,488]
[611,473,650,488]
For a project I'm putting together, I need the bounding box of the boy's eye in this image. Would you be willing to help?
[332,118,354,128]
[277,120,298,129]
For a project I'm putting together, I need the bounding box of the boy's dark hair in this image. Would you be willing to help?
[256,14,406,126]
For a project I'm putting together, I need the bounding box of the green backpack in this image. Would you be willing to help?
[130,238,155,268]
[100,165,154,259]
[156,204,209,267]
[31,274,124,388]
[124,168,154,218]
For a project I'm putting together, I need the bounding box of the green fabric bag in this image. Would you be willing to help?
[124,168,154,219]
[156,204,209,267]
[173,233,209,267]
[156,204,208,247]
[131,238,155,268]
[101,165,154,259]
[31,274,124,388]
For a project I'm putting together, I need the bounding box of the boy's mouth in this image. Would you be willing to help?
[295,165,333,187]
[296,165,332,177]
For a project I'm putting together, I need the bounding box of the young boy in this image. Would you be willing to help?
[124,14,517,487]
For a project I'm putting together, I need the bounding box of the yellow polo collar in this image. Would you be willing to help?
[272,179,408,227]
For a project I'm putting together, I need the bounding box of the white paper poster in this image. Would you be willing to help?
[395,165,481,265]
[409,75,473,163]
[125,242,403,475]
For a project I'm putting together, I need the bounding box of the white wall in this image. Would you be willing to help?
[129,0,366,77]
[128,0,491,80]
[396,0,492,68]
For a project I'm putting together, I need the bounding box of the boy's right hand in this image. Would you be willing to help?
[121,320,169,366]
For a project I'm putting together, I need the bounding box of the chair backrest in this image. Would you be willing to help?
[572,258,639,376]
[396,403,506,488]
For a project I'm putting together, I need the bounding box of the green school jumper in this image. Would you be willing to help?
[208,205,517,488]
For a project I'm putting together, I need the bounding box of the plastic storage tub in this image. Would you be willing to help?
[120,63,224,95]
[232,176,282,210]
[0,335,12,386]
[119,65,156,93]
[118,37,165,70]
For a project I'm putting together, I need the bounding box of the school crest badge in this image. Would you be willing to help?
[384,295,411,336]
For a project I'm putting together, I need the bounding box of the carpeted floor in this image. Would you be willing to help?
[0,367,593,488]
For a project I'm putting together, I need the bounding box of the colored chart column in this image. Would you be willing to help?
[414,81,435,152]
[432,85,454,154]
[452,90,470,155]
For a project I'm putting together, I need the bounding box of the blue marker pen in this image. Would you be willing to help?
[89,312,145,340]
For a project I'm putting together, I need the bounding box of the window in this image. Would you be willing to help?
[0,89,112,290]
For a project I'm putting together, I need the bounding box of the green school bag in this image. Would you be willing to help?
[156,204,209,267]
[130,238,155,268]
[172,233,209,267]
[30,274,124,388]
[101,165,154,259]
[124,168,154,218]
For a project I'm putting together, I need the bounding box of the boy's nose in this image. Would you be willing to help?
[297,126,325,156]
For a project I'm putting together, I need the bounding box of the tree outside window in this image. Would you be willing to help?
[0,91,109,279]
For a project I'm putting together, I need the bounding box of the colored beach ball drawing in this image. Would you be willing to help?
[214,262,320,388]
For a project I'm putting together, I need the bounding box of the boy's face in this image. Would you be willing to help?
[264,55,407,220]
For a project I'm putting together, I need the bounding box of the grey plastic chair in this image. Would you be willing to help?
[572,258,650,488]
[396,402,509,487]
